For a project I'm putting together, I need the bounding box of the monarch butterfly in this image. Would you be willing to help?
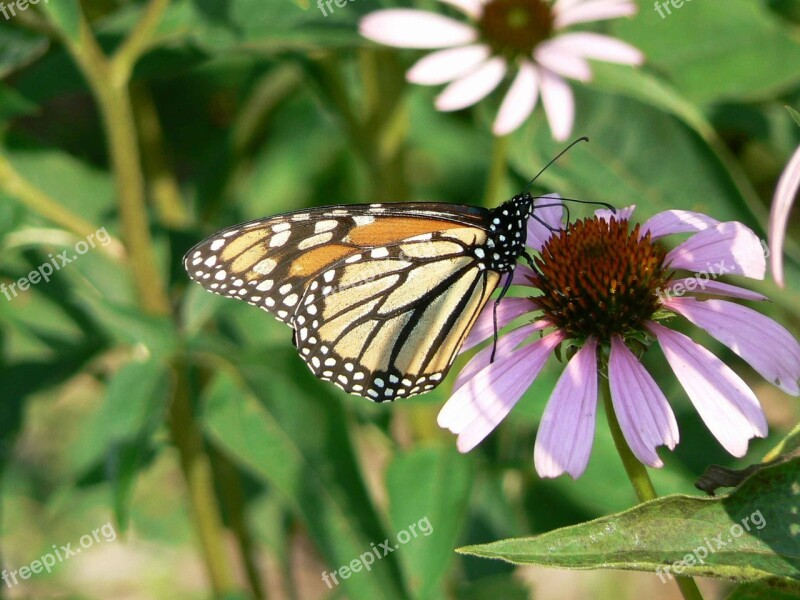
[184,140,597,401]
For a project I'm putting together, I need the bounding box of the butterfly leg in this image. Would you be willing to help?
[490,271,515,363]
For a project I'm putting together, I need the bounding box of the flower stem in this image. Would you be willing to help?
[600,374,705,600]
[483,134,509,207]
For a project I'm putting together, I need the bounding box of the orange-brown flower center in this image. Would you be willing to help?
[478,0,554,59]
[530,217,670,341]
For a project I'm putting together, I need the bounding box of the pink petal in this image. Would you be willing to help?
[359,10,477,49]
[439,0,484,19]
[554,0,638,28]
[535,42,593,82]
[435,57,506,111]
[648,322,767,457]
[512,263,537,285]
[641,210,720,240]
[539,69,574,142]
[665,222,766,279]
[461,297,537,353]
[407,45,491,85]
[493,61,539,136]
[595,205,635,223]
[662,278,767,302]
[527,194,565,251]
[664,297,800,396]
[608,336,678,468]
[545,33,643,66]
[534,338,598,479]
[454,321,550,391]
[438,331,565,452]
[769,144,800,288]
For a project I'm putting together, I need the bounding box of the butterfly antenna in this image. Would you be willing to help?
[524,136,589,193]
[533,195,615,213]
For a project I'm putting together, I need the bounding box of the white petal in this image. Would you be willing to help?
[608,336,678,468]
[360,10,477,49]
[407,45,491,85]
[493,61,539,136]
[555,0,638,28]
[440,0,484,19]
[769,144,800,288]
[438,332,564,452]
[435,57,506,111]
[649,323,767,457]
[535,42,593,82]
[547,32,643,66]
[641,210,720,240]
[664,297,800,396]
[539,68,574,142]
[534,339,598,479]
[665,222,766,279]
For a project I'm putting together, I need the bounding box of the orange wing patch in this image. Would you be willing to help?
[288,243,355,277]
[346,218,465,246]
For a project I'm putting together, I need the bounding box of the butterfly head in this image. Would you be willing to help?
[483,193,535,273]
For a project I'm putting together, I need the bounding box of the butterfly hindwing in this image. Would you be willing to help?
[291,230,502,400]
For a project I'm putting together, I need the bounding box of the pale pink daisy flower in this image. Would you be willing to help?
[359,0,643,139]
[438,200,800,478]
[768,143,800,288]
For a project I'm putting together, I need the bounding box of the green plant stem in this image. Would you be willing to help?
[131,83,189,228]
[600,374,705,600]
[169,361,237,595]
[484,134,509,207]
[0,155,125,260]
[42,3,238,595]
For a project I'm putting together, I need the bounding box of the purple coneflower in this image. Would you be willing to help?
[439,200,800,478]
[359,0,642,139]
[768,144,800,288]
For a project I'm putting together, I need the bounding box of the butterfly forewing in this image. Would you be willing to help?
[184,203,489,324]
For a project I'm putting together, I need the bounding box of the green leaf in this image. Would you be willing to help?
[71,359,170,529]
[786,107,800,129]
[459,457,800,583]
[511,86,757,227]
[386,446,473,599]
[147,0,364,55]
[0,23,48,78]
[74,290,177,358]
[613,0,800,104]
[727,579,800,600]
[0,84,37,122]
[764,422,800,462]
[201,350,408,600]
[40,0,82,44]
